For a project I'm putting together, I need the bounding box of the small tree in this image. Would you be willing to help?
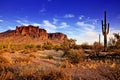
[61,38,77,57]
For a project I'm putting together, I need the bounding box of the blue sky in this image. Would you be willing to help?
[0,0,120,44]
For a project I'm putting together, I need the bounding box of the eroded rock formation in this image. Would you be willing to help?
[15,25,48,39]
[48,32,67,40]
[0,25,67,44]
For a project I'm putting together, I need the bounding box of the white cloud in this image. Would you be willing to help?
[16,20,29,26]
[53,18,58,24]
[59,22,69,28]
[32,23,41,26]
[64,14,75,18]
[16,20,22,24]
[79,15,84,20]
[0,19,3,23]
[42,20,57,32]
[16,20,41,27]
[76,21,95,31]
[43,20,56,29]
[7,26,15,30]
[75,18,101,44]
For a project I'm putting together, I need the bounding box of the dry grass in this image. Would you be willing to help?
[0,46,120,80]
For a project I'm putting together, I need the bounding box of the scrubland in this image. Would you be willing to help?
[0,43,120,80]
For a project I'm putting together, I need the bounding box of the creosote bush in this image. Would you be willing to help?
[40,70,68,80]
[63,49,84,64]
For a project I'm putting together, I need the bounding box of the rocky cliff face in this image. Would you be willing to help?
[48,32,67,40]
[0,25,67,44]
[15,25,48,39]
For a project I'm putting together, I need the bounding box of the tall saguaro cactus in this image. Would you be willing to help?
[102,11,110,51]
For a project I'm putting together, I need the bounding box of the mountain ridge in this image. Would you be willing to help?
[0,25,67,44]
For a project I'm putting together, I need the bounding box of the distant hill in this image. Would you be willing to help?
[0,25,67,45]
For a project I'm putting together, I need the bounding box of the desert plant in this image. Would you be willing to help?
[0,44,6,50]
[40,69,67,80]
[25,44,34,49]
[63,49,84,64]
[36,44,42,49]
[61,38,76,51]
[61,38,70,51]
[53,45,61,51]
[42,42,53,50]
[46,55,54,60]
[108,37,116,50]
[98,64,120,80]
[68,38,76,49]
[114,33,120,49]
[80,42,92,49]
[93,41,103,54]
[102,11,110,51]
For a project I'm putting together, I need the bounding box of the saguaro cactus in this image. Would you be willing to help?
[102,11,110,51]
[99,34,101,45]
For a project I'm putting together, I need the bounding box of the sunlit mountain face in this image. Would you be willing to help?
[0,0,120,44]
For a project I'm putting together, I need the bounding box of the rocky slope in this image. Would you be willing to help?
[0,25,67,44]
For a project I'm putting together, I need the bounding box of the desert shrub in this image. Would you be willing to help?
[36,44,42,49]
[74,45,82,49]
[81,42,92,49]
[98,64,120,80]
[40,70,67,80]
[46,55,54,60]
[25,44,34,49]
[14,57,31,63]
[53,45,61,51]
[11,68,68,80]
[0,56,13,80]
[63,49,85,64]
[93,41,103,52]
[60,61,73,68]
[42,42,53,50]
[0,64,13,80]
[0,44,6,50]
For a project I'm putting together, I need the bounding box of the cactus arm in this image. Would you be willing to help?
[102,20,105,35]
[102,20,103,26]
[107,23,109,34]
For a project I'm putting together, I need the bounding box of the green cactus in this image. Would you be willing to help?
[102,11,110,51]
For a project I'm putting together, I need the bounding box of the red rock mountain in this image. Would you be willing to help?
[0,25,67,44]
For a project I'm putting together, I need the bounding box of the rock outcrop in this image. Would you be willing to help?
[48,32,67,40]
[15,25,48,39]
[0,25,67,44]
